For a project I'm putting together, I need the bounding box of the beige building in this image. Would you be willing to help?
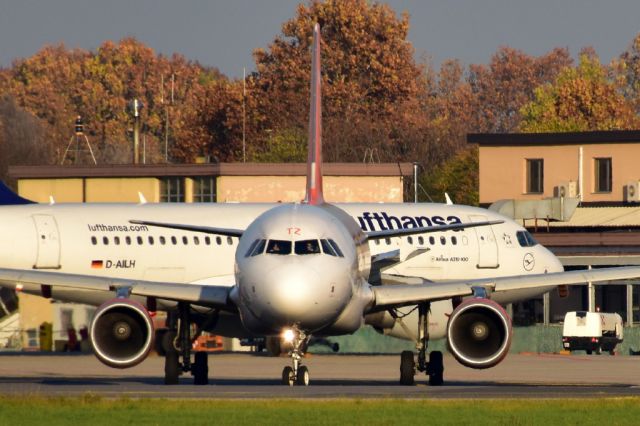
[471,131,640,205]
[10,163,412,204]
[5,162,412,350]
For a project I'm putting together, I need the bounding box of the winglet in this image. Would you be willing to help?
[445,193,453,205]
[0,181,35,205]
[303,23,324,205]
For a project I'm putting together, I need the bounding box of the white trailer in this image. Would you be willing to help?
[562,311,623,355]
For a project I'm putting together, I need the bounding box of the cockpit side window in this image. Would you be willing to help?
[320,239,337,256]
[516,231,538,247]
[328,239,344,257]
[266,239,292,255]
[249,239,267,256]
[295,239,321,255]
[245,239,260,257]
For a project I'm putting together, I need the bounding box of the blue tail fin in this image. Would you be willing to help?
[0,181,34,205]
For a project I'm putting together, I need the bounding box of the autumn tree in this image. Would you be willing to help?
[251,0,426,162]
[611,32,640,114]
[468,46,573,133]
[520,53,639,132]
[420,145,479,206]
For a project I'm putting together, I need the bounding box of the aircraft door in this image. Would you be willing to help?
[469,214,498,268]
[33,215,61,269]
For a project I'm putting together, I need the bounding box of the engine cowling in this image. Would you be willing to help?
[446,298,512,369]
[90,299,154,369]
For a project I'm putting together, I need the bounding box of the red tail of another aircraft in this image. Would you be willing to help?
[304,23,324,206]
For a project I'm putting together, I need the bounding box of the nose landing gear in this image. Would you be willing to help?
[281,327,310,386]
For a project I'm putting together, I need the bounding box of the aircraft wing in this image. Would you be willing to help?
[371,266,640,308]
[0,268,234,309]
[366,220,503,240]
[129,220,243,237]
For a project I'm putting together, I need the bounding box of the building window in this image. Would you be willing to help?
[526,159,544,194]
[159,177,185,202]
[193,177,216,203]
[594,158,612,193]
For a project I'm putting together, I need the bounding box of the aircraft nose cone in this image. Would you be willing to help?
[267,264,317,320]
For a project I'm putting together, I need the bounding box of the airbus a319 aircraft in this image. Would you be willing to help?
[1,24,639,387]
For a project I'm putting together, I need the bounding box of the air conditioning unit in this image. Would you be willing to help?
[556,181,578,198]
[625,181,640,202]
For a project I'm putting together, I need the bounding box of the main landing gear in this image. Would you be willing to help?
[399,302,444,386]
[281,328,310,386]
[160,302,209,385]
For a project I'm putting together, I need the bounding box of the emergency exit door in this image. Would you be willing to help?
[33,215,61,269]
[469,214,499,268]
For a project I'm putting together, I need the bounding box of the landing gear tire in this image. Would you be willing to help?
[427,351,444,386]
[155,328,169,356]
[192,351,209,385]
[400,350,415,386]
[164,349,180,385]
[296,365,310,386]
[282,366,295,386]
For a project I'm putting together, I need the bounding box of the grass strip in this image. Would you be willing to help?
[1,396,639,425]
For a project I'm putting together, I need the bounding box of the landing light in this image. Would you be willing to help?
[282,328,296,343]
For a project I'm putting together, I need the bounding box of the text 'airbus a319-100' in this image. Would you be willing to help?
[1,24,639,387]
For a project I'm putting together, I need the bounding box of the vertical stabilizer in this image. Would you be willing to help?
[304,23,324,205]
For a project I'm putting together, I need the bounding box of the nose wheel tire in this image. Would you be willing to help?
[282,366,295,386]
[400,350,415,386]
[296,365,310,386]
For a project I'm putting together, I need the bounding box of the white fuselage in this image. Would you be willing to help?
[0,201,563,339]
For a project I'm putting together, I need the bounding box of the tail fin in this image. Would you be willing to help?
[304,23,324,205]
[0,181,34,205]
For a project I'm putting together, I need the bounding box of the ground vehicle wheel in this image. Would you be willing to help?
[296,365,310,386]
[399,350,415,386]
[164,349,180,385]
[192,351,209,385]
[282,366,295,386]
[427,351,444,386]
[586,350,592,355]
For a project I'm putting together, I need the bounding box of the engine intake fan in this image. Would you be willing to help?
[446,298,512,369]
[90,299,154,368]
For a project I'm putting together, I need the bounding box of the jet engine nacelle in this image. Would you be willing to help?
[90,298,154,368]
[446,298,512,369]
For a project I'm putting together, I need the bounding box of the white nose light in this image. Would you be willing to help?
[282,328,295,343]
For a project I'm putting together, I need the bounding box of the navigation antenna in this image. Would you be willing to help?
[61,115,97,165]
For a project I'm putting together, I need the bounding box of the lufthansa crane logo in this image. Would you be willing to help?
[523,253,535,271]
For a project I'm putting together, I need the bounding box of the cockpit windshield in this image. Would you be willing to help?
[295,239,321,255]
[516,230,538,247]
[246,239,267,257]
[266,239,292,255]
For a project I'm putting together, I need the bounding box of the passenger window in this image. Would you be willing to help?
[375,239,380,246]
[137,236,143,245]
[125,236,131,245]
[148,236,154,245]
[295,239,321,255]
[160,236,166,245]
[328,239,344,257]
[451,236,457,245]
[407,236,413,245]
[182,236,188,245]
[171,236,177,245]
[440,236,446,245]
[216,236,222,245]
[266,240,292,255]
[429,236,435,245]
[103,236,109,245]
[194,236,200,245]
[250,239,267,256]
[227,237,233,245]
[114,236,120,245]
[205,236,211,245]
[418,236,424,245]
[321,239,337,256]
[385,238,391,245]
[91,236,97,245]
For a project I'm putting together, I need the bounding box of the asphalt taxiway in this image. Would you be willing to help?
[0,352,638,399]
